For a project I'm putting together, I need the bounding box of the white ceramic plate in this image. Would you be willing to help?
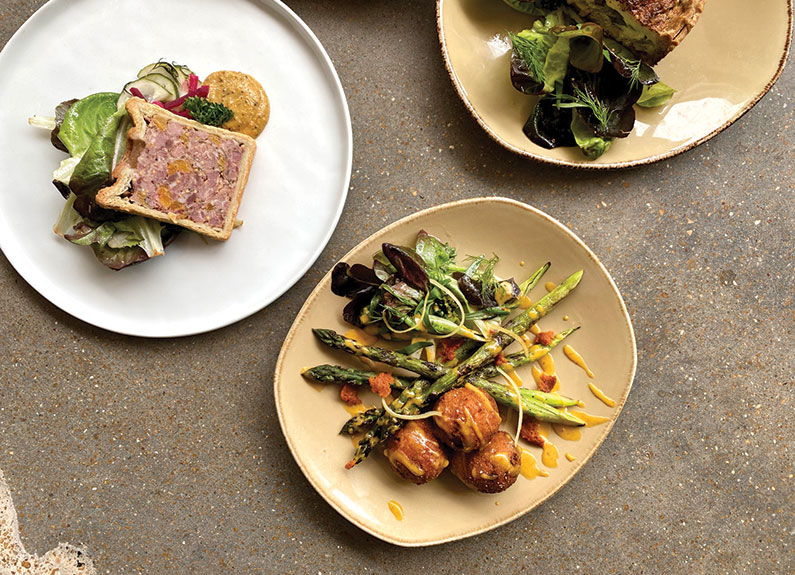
[0,0,351,337]
[438,0,792,168]
[275,198,637,546]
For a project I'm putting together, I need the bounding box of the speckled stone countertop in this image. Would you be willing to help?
[0,1,792,574]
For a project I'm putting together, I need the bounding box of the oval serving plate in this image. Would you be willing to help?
[275,198,637,546]
[437,0,792,169]
[0,0,352,337]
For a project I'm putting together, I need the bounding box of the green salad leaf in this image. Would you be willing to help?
[414,230,456,277]
[503,0,672,159]
[570,113,611,159]
[509,29,557,94]
[68,106,128,221]
[554,23,604,73]
[637,82,675,107]
[54,194,173,270]
[57,92,119,157]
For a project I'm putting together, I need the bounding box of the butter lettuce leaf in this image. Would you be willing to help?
[554,23,604,73]
[57,92,119,157]
[68,106,128,221]
[570,113,611,159]
[637,82,675,108]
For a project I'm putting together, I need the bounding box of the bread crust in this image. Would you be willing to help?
[566,0,706,64]
[96,98,256,241]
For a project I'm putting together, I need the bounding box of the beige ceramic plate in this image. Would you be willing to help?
[437,0,792,168]
[275,198,637,546]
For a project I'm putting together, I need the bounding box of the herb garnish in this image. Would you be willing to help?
[182,97,234,127]
[509,32,547,84]
[555,86,611,133]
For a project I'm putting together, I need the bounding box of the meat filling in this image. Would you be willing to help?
[126,118,245,228]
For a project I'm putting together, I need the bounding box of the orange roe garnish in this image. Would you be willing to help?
[437,338,464,362]
[368,372,395,398]
[538,373,557,393]
[340,383,361,405]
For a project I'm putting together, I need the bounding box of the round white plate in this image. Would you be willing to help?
[0,0,352,337]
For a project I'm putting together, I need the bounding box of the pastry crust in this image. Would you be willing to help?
[96,98,256,241]
[566,0,707,64]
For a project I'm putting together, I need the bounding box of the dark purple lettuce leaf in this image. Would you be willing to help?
[523,95,576,149]
[510,51,545,95]
[603,38,659,86]
[457,274,497,307]
[343,286,378,326]
[382,243,428,291]
[332,262,381,298]
[349,263,380,285]
[331,262,356,296]
[571,66,642,139]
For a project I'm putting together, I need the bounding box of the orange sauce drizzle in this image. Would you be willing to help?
[552,423,582,441]
[388,500,404,521]
[344,328,379,346]
[568,410,611,427]
[533,422,559,468]
[538,353,555,374]
[520,448,549,479]
[531,364,544,387]
[587,383,617,407]
[563,344,595,378]
[542,442,559,468]
[499,364,524,388]
[343,402,368,417]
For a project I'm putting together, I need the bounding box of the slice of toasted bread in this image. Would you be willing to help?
[96,98,256,241]
[565,0,706,64]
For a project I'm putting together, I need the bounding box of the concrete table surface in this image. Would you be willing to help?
[0,1,792,573]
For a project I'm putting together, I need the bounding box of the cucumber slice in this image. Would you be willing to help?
[138,61,194,96]
[137,62,162,77]
[117,77,174,110]
[173,64,195,84]
[139,62,179,82]
[140,72,178,96]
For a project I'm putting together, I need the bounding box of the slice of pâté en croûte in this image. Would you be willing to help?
[97,97,256,241]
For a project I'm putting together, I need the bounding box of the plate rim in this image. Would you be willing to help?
[0,0,353,338]
[436,0,794,170]
[274,196,638,546]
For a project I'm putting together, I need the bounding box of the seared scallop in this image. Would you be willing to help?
[450,431,521,493]
[432,384,501,452]
[383,419,449,485]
